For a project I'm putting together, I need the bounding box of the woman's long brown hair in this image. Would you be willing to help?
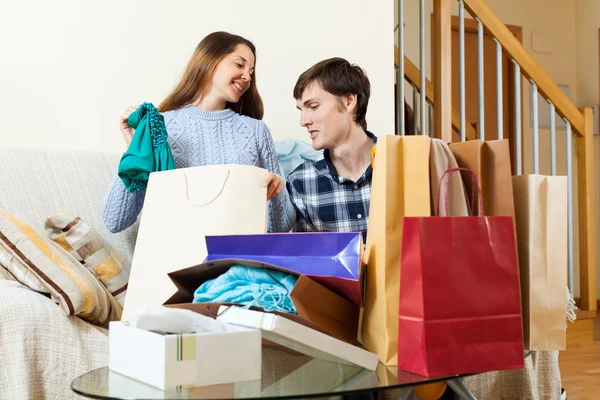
[158,31,264,119]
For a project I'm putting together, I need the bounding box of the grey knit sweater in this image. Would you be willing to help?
[101,105,295,233]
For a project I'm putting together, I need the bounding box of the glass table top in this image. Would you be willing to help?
[72,346,463,400]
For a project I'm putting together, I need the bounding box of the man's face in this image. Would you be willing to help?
[295,83,353,151]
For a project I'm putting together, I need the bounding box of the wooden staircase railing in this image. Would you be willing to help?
[394,47,478,141]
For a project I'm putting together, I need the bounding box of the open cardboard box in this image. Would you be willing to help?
[164,258,360,344]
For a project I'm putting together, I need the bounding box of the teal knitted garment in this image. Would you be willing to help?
[193,266,298,314]
[118,102,176,192]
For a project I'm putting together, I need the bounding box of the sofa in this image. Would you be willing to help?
[0,146,561,399]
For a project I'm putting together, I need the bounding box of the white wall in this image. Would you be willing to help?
[0,0,394,152]
[576,0,600,107]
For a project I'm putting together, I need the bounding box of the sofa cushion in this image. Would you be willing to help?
[0,209,121,327]
[0,147,138,264]
[45,212,129,307]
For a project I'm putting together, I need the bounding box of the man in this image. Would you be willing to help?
[287,58,459,400]
[286,57,377,400]
[286,57,376,239]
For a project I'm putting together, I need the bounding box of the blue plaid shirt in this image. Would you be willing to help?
[286,131,377,239]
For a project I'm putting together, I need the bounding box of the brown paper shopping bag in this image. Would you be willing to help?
[449,139,515,216]
[360,135,431,365]
[512,174,568,350]
[122,164,268,320]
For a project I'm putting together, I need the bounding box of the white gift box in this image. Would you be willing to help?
[216,306,379,371]
[108,321,261,390]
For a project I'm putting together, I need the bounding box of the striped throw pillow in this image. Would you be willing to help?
[0,235,48,294]
[44,212,129,307]
[0,210,122,327]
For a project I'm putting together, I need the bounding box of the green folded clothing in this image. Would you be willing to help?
[118,102,176,192]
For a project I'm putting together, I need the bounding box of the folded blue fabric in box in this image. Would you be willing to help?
[193,265,298,314]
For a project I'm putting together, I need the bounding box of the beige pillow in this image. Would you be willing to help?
[0,210,121,327]
[44,212,129,307]
[0,233,48,294]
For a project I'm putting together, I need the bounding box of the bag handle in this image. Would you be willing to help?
[184,169,231,207]
[436,167,483,216]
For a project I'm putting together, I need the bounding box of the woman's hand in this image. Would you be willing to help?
[119,104,139,146]
[261,172,285,200]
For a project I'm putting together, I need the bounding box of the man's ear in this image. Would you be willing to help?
[344,93,358,114]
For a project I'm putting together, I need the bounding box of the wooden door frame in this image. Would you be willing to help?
[432,14,524,173]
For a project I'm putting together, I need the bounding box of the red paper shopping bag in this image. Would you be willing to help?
[398,168,524,377]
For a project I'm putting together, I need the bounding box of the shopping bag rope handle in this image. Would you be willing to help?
[436,167,483,216]
[184,169,231,207]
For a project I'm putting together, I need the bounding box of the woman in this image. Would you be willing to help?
[102,31,294,233]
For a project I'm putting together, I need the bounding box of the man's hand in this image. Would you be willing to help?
[261,172,284,200]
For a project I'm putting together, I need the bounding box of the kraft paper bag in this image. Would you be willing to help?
[449,139,515,217]
[360,135,431,365]
[122,164,268,320]
[512,174,568,350]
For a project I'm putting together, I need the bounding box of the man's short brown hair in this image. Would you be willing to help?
[293,58,370,130]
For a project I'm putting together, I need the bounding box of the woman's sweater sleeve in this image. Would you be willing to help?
[101,175,146,233]
[257,121,296,233]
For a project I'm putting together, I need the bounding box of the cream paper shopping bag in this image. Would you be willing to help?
[512,174,568,350]
[122,164,268,319]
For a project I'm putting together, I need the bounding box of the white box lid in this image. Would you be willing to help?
[216,306,379,371]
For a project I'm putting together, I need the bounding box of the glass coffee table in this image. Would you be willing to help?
[72,346,478,400]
